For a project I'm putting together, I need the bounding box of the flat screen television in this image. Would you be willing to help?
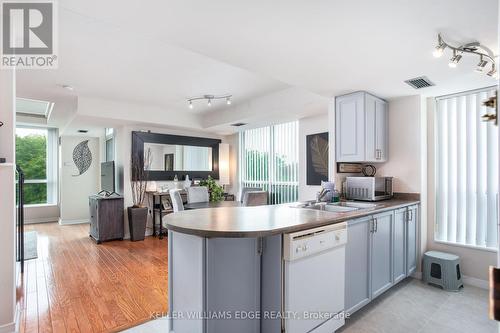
[100,161,115,194]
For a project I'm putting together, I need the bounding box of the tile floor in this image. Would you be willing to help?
[124,278,497,333]
[339,278,496,333]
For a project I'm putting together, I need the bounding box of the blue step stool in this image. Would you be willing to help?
[423,251,463,291]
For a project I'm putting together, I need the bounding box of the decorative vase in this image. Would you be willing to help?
[127,206,148,241]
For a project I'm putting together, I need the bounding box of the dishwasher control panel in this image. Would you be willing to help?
[283,222,347,261]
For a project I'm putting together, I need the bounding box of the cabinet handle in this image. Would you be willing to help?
[409,210,413,221]
[370,219,375,233]
[373,218,378,233]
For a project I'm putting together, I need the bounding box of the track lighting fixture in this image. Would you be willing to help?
[187,94,233,109]
[433,34,497,78]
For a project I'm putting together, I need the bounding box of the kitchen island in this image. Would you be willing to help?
[165,198,419,333]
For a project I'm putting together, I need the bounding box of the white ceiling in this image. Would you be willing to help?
[16,0,499,134]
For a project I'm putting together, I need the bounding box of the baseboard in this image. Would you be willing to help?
[0,321,16,333]
[463,275,489,290]
[410,270,488,290]
[25,217,59,224]
[58,218,89,225]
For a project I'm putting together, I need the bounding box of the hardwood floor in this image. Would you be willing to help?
[17,223,168,333]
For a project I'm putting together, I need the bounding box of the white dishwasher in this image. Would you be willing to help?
[283,222,347,333]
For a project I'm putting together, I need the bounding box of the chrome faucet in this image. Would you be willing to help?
[316,188,331,203]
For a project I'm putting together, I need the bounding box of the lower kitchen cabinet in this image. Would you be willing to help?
[393,208,407,283]
[406,205,418,276]
[345,205,419,315]
[371,211,393,299]
[345,216,372,313]
[206,238,261,333]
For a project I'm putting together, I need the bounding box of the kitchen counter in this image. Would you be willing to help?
[164,197,420,238]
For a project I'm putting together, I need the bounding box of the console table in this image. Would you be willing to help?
[147,190,187,238]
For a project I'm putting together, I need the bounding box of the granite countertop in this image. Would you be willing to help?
[164,197,420,238]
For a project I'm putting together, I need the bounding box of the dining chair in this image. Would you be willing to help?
[187,186,209,204]
[239,187,262,202]
[242,191,268,207]
[169,189,185,213]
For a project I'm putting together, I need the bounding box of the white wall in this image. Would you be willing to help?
[0,69,16,333]
[375,96,424,193]
[24,205,60,224]
[298,114,329,201]
[225,133,240,197]
[59,136,100,224]
[426,97,496,282]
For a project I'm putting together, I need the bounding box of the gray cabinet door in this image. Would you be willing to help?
[371,211,393,299]
[393,208,406,283]
[406,206,418,276]
[335,92,365,162]
[206,238,261,333]
[375,98,388,162]
[365,95,388,162]
[345,217,372,314]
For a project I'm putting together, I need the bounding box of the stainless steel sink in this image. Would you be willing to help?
[300,203,359,213]
[331,202,378,209]
[292,201,378,213]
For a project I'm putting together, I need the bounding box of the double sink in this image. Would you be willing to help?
[294,201,378,213]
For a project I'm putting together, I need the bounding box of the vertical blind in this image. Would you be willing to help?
[435,87,498,248]
[239,121,299,204]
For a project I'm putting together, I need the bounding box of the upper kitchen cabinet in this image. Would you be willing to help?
[335,92,388,163]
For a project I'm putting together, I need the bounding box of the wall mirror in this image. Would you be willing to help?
[144,143,213,172]
[132,131,220,181]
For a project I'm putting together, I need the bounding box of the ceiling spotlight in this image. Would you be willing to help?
[207,99,212,107]
[433,37,446,58]
[449,50,462,68]
[188,100,193,109]
[226,97,231,105]
[487,64,498,79]
[475,55,489,72]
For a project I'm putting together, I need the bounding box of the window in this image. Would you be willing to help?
[16,97,53,118]
[15,127,58,205]
[435,87,498,248]
[239,121,299,204]
[105,128,114,162]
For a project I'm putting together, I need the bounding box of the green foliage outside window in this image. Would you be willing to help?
[243,149,299,204]
[16,133,47,204]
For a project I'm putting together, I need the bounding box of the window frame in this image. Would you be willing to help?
[433,86,498,250]
[15,125,58,206]
[239,121,299,204]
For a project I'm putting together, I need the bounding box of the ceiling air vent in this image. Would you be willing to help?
[231,123,247,127]
[404,76,435,89]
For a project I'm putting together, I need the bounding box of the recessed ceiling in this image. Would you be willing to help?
[16,0,499,134]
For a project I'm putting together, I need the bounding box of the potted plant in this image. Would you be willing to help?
[199,175,224,202]
[128,150,150,241]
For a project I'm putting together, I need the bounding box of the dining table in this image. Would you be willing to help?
[183,200,242,210]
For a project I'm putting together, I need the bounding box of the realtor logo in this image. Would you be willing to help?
[1,0,58,68]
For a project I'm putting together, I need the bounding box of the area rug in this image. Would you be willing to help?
[24,231,38,260]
